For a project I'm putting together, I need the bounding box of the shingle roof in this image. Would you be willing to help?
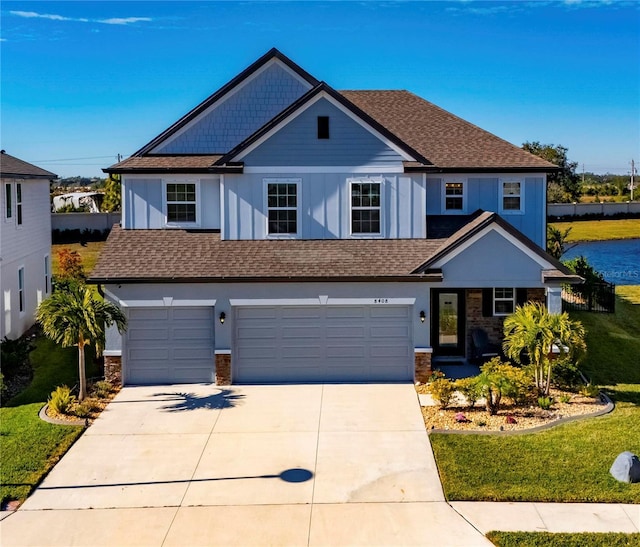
[0,151,57,179]
[106,155,235,173]
[340,90,556,171]
[89,225,446,283]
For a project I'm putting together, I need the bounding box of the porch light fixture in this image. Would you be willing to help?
[219,312,226,324]
[420,311,426,323]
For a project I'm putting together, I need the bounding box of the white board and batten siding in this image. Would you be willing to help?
[233,305,413,383]
[125,306,215,384]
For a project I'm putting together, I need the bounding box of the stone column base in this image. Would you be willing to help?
[415,352,432,384]
[215,353,231,385]
[104,356,122,386]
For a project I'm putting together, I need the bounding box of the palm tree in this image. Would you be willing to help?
[36,285,126,401]
[502,302,586,396]
[546,225,572,259]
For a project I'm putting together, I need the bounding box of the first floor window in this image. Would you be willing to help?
[351,181,381,234]
[44,255,50,295]
[445,182,464,210]
[16,183,22,225]
[494,287,515,316]
[267,182,298,234]
[5,183,12,219]
[502,181,521,211]
[18,267,25,313]
[166,182,196,223]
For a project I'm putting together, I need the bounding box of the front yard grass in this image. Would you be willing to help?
[0,337,100,507]
[549,219,640,242]
[430,286,640,503]
[487,531,640,547]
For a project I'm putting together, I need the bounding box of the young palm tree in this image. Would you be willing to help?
[36,285,126,401]
[546,225,572,259]
[502,302,586,396]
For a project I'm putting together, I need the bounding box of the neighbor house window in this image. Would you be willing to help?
[317,116,329,139]
[445,182,464,211]
[18,267,25,313]
[351,181,381,234]
[165,182,197,224]
[44,255,50,295]
[267,181,298,235]
[502,180,522,212]
[5,183,12,220]
[16,183,22,225]
[494,288,515,316]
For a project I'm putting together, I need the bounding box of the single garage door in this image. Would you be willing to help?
[126,307,214,384]
[234,305,413,383]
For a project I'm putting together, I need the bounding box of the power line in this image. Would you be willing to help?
[29,155,117,163]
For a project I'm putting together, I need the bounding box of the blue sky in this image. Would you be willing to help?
[1,1,638,178]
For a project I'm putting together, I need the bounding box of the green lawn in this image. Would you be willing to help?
[430,286,640,503]
[51,241,105,276]
[0,337,99,506]
[487,531,640,547]
[549,219,640,242]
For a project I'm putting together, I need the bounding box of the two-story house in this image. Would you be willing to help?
[91,49,580,386]
[1,151,56,339]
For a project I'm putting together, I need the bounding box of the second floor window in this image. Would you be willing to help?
[445,182,464,210]
[267,182,298,234]
[5,183,12,220]
[502,181,522,211]
[351,181,381,234]
[166,182,197,224]
[16,183,22,225]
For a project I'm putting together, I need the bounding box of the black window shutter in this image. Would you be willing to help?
[482,288,493,317]
[516,288,528,306]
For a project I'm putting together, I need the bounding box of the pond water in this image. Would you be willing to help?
[562,239,640,285]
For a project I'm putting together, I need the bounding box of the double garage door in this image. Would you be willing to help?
[233,305,413,383]
[126,307,214,384]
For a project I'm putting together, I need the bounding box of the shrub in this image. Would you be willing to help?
[537,396,554,410]
[476,357,530,415]
[0,372,5,399]
[552,358,583,391]
[580,383,600,398]
[428,378,456,408]
[48,386,76,415]
[0,336,35,380]
[92,380,113,399]
[559,394,572,404]
[73,398,101,418]
[455,377,481,408]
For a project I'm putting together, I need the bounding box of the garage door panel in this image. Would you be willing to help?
[234,305,413,383]
[126,306,214,385]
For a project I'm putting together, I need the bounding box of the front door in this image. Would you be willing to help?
[431,289,466,357]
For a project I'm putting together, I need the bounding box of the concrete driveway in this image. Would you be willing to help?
[1,384,489,546]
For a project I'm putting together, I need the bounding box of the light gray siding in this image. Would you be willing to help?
[223,172,425,239]
[0,178,52,338]
[243,99,404,167]
[154,62,311,154]
[123,177,220,229]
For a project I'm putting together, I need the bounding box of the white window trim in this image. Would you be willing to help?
[500,178,524,215]
[349,177,383,238]
[442,179,466,213]
[263,178,301,239]
[493,287,516,316]
[4,182,13,222]
[44,254,50,295]
[162,179,201,228]
[18,266,25,315]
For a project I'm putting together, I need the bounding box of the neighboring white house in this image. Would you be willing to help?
[0,151,56,339]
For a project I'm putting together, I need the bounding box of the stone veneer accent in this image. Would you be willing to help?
[415,352,432,383]
[104,356,122,386]
[215,354,231,385]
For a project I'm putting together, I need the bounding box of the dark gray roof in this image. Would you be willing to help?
[0,151,57,179]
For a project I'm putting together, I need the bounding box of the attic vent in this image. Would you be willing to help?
[317,116,329,139]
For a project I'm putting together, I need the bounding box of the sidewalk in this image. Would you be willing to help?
[451,501,639,534]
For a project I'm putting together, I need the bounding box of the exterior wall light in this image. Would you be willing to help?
[420,311,426,323]
[219,312,226,324]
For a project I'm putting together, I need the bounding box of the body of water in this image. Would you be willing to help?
[562,239,640,285]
